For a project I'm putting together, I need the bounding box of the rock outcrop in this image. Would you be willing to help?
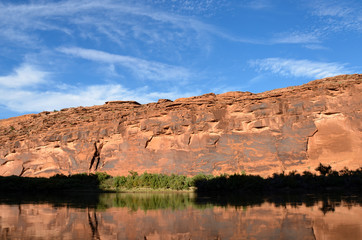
[0,74,361,177]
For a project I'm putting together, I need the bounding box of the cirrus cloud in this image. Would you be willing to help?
[249,58,352,79]
[58,47,191,81]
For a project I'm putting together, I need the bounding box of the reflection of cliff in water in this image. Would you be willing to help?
[88,211,100,240]
[0,193,361,239]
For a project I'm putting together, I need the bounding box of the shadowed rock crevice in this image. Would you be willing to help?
[187,136,192,145]
[144,136,153,149]
[212,137,220,146]
[1,160,13,166]
[19,166,28,177]
[89,142,104,171]
[306,129,319,152]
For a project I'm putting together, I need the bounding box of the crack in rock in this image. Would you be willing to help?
[89,141,104,171]
[145,136,153,149]
[306,129,319,152]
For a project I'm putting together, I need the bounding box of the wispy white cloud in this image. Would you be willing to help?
[0,63,199,113]
[0,0,234,48]
[149,0,227,16]
[250,58,351,79]
[272,31,321,44]
[0,0,265,53]
[311,0,353,17]
[0,64,48,88]
[307,0,362,32]
[58,47,191,81]
[303,44,328,50]
[240,0,272,10]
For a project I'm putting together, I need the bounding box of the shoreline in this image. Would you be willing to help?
[1,165,361,194]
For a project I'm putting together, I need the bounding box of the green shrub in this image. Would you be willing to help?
[113,176,127,188]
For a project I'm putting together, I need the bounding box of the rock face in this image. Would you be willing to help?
[0,74,361,177]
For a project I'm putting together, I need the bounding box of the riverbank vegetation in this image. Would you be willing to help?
[0,171,207,192]
[195,164,362,194]
[0,164,361,194]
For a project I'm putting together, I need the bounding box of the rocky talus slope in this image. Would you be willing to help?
[0,74,361,177]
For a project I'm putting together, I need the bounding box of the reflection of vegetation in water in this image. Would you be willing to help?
[0,192,101,208]
[0,191,361,215]
[97,193,197,212]
[195,192,362,215]
[95,192,362,216]
[96,192,362,215]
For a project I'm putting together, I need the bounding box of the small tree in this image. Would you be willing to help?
[315,163,332,176]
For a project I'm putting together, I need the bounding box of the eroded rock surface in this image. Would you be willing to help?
[0,74,361,177]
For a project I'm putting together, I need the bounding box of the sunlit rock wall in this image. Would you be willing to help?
[0,74,361,177]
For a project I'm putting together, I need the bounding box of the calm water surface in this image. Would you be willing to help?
[0,192,361,240]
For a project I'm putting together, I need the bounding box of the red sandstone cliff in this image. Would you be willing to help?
[0,74,361,177]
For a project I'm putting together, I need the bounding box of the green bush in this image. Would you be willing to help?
[96,172,111,182]
[113,176,127,188]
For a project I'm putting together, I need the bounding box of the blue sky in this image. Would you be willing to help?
[0,0,361,119]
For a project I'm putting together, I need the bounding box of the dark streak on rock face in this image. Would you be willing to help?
[89,142,103,172]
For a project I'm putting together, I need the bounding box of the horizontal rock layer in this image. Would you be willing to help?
[0,74,361,177]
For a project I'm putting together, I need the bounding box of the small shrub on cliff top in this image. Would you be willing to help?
[9,126,15,132]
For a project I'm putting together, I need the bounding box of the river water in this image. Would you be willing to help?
[0,192,361,239]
